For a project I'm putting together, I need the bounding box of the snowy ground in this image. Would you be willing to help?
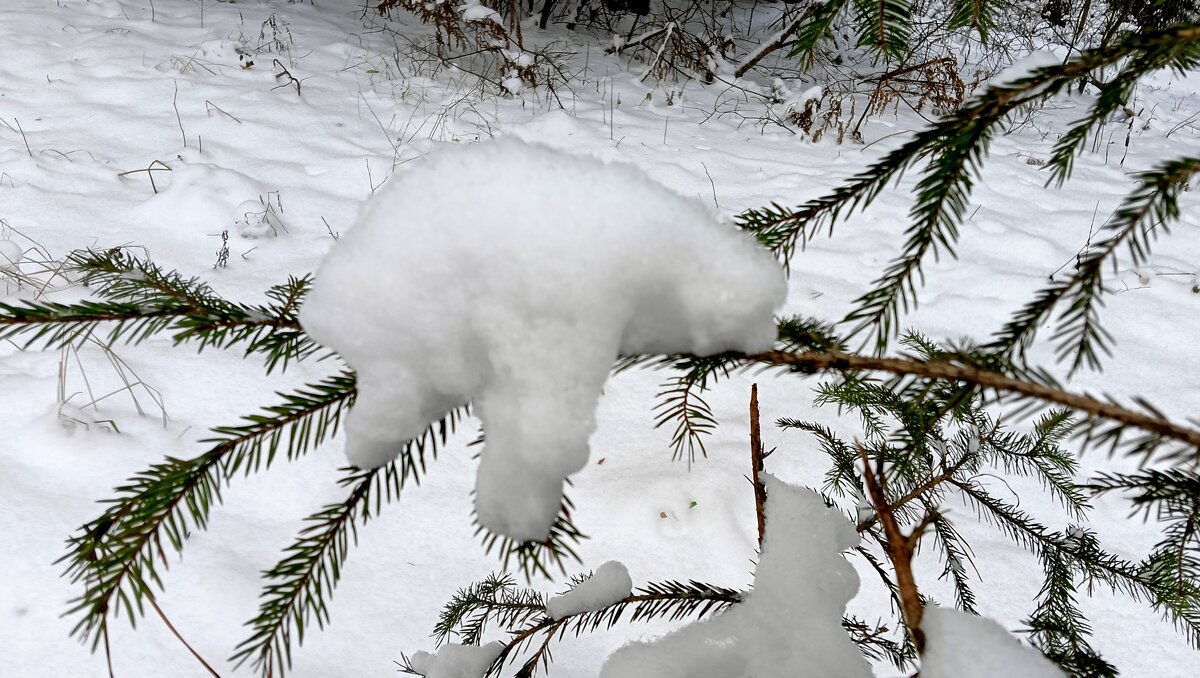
[2,0,1198,676]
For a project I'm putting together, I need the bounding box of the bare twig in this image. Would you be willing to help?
[172,81,187,147]
[271,59,301,95]
[144,593,223,678]
[117,160,172,194]
[749,383,768,547]
[204,100,242,124]
[733,6,816,78]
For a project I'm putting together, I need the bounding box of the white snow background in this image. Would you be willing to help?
[1,1,1198,676]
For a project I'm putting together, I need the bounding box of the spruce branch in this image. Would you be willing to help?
[987,156,1200,373]
[748,349,1200,461]
[858,444,936,651]
[61,372,358,650]
[652,356,734,463]
[477,494,588,582]
[739,23,1200,346]
[488,580,742,677]
[0,249,321,372]
[788,0,853,64]
[1025,532,1119,677]
[953,479,1200,644]
[233,406,468,677]
[852,0,911,57]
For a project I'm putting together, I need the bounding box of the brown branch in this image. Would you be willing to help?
[145,592,223,677]
[733,7,817,78]
[856,452,974,533]
[605,25,671,55]
[748,349,1200,453]
[749,383,767,547]
[858,445,932,652]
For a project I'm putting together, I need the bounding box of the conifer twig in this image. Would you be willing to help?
[749,349,1200,456]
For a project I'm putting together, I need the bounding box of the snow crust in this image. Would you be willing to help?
[921,607,1065,678]
[598,475,871,678]
[300,139,786,541]
[408,641,503,678]
[546,561,633,619]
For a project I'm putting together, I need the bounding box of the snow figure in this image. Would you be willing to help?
[300,139,786,541]
[598,476,872,678]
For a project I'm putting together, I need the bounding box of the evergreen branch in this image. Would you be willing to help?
[788,0,852,65]
[1087,469,1200,601]
[980,409,1090,519]
[60,372,358,650]
[852,0,910,57]
[431,573,546,648]
[489,580,742,677]
[988,156,1200,373]
[929,512,979,613]
[1025,531,1119,677]
[739,23,1200,342]
[0,249,320,372]
[778,419,859,496]
[478,494,588,582]
[948,0,995,41]
[953,479,1200,644]
[652,356,735,463]
[233,406,467,677]
[747,349,1200,460]
[842,615,916,669]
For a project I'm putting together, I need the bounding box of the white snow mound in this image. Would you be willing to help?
[300,139,787,541]
[407,641,503,678]
[598,475,870,678]
[547,561,633,619]
[921,607,1066,678]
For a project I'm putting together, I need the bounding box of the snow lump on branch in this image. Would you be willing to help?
[546,561,633,620]
[300,139,786,541]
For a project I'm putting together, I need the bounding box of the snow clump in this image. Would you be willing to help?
[546,561,633,619]
[0,239,22,273]
[598,475,871,678]
[921,607,1066,678]
[300,139,786,542]
[406,641,503,678]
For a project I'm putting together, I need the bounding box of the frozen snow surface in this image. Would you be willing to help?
[921,607,1066,678]
[408,641,504,678]
[546,560,633,619]
[599,476,872,678]
[300,139,786,541]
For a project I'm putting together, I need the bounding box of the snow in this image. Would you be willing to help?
[0,1,1197,676]
[299,139,786,541]
[921,607,1066,678]
[991,50,1062,88]
[598,475,871,677]
[0,239,21,272]
[459,2,502,25]
[407,641,503,678]
[546,561,633,619]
